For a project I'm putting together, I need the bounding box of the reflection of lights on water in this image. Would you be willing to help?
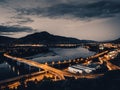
[12,67,15,71]
[58,61,61,64]
[69,60,71,62]
[8,65,11,68]
[64,60,67,63]
[17,70,20,75]
[52,61,55,65]
[5,62,8,65]
[39,68,41,72]
[45,62,48,65]
[15,87,18,90]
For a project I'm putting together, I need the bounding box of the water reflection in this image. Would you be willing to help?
[32,47,95,63]
[0,62,17,80]
[0,60,39,80]
[12,67,15,72]
[17,70,20,75]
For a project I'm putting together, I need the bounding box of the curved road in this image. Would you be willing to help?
[4,53,72,80]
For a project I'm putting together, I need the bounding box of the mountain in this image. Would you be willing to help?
[0,36,16,45]
[110,38,120,44]
[13,31,95,44]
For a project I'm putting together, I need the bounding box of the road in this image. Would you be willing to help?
[0,71,45,85]
[89,50,108,59]
[100,57,120,70]
[99,50,120,70]
[4,53,72,80]
[0,71,46,89]
[105,60,120,70]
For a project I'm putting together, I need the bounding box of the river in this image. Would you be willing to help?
[31,47,95,63]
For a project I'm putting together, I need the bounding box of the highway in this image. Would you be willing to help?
[4,53,72,80]
[0,71,46,85]
[99,50,120,70]
[83,50,109,64]
[100,57,120,70]
[105,60,120,70]
[89,50,108,59]
[0,71,46,89]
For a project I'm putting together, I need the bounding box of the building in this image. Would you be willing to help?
[107,50,118,59]
[68,63,100,74]
[99,44,104,50]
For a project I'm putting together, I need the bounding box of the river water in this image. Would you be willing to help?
[0,62,18,80]
[31,47,95,63]
[0,47,95,81]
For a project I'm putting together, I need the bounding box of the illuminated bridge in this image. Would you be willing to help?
[99,56,120,70]
[4,53,72,80]
[98,49,120,70]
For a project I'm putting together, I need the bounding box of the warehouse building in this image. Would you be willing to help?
[68,63,100,74]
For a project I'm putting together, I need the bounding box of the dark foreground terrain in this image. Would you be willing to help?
[4,70,120,90]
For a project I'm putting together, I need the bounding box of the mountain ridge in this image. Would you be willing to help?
[0,31,96,44]
[13,31,95,44]
[0,36,16,45]
[110,38,120,44]
[2,31,120,44]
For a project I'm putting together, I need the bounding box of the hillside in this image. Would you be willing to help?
[110,38,120,44]
[0,36,16,45]
[14,31,95,44]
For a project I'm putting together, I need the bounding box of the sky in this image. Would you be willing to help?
[0,0,120,41]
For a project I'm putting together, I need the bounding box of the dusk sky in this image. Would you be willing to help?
[0,0,120,41]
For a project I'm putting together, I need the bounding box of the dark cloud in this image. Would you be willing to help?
[0,0,6,3]
[16,0,120,19]
[16,18,34,24]
[0,25,33,35]
[11,16,34,24]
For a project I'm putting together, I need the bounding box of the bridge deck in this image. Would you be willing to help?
[4,53,71,80]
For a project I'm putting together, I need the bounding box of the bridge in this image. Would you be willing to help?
[0,71,46,89]
[105,60,120,70]
[4,53,72,80]
[98,52,120,70]
[48,50,109,66]
[89,50,108,59]
[81,50,109,64]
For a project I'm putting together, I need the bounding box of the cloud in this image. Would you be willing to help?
[0,0,7,3]
[1,0,120,21]
[0,25,34,35]
[11,16,34,24]
[16,0,120,19]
